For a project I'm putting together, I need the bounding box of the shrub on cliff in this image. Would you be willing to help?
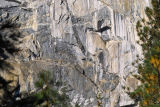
[33,71,70,107]
[128,0,160,106]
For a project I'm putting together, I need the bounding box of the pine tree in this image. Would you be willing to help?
[128,0,160,106]
[0,18,25,106]
[33,71,71,107]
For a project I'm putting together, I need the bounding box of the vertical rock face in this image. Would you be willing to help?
[0,0,150,106]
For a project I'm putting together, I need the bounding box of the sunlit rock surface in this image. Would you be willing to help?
[0,0,150,106]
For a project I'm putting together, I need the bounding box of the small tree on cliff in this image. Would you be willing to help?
[34,71,70,107]
[128,0,160,106]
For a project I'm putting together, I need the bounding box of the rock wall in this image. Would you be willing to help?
[0,0,150,107]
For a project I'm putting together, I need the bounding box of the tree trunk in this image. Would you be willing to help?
[157,70,160,87]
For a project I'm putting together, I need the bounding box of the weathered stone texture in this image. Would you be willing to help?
[0,0,151,106]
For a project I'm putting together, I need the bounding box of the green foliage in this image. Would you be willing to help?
[128,0,160,106]
[147,104,160,107]
[75,103,80,107]
[33,71,71,107]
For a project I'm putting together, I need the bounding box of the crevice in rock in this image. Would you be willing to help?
[95,25,111,33]
[72,25,86,54]
[60,0,65,5]
[74,65,101,92]
[0,6,19,9]
[73,0,77,6]
[120,104,137,107]
[5,0,21,4]
[97,19,104,30]
[57,14,66,24]
[65,16,70,23]
[85,25,111,33]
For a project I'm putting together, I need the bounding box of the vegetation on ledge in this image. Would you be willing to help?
[128,0,160,106]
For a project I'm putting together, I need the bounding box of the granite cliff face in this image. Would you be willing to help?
[0,0,150,106]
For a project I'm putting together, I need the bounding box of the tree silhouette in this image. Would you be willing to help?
[0,17,24,106]
[33,71,71,107]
